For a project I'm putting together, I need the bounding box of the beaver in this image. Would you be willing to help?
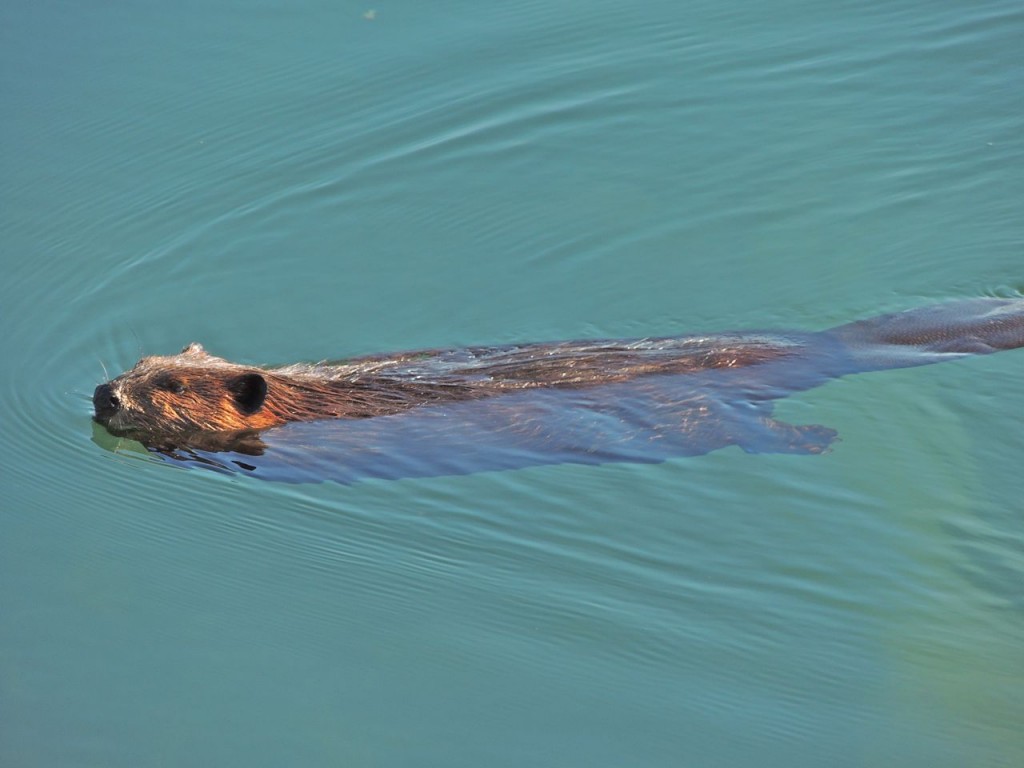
[93,297,1024,465]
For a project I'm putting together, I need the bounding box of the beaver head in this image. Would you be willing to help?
[93,342,282,437]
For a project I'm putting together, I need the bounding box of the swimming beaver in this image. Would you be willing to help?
[93,297,1024,464]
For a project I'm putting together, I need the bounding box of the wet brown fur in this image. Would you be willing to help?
[93,337,794,438]
[93,297,1024,453]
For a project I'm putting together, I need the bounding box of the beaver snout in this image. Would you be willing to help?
[93,382,120,423]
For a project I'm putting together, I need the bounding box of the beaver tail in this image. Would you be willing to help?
[826,297,1024,371]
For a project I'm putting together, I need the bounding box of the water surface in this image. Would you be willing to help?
[3,1,1023,766]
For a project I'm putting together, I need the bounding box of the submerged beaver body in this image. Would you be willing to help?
[93,298,1024,466]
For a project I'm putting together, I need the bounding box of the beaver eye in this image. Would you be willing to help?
[158,376,186,395]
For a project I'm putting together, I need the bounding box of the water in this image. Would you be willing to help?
[3,1,1023,765]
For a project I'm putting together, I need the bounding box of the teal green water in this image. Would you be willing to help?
[3,1,1024,765]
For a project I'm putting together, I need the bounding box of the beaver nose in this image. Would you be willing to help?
[93,383,121,422]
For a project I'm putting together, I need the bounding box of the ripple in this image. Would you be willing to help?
[4,1,1024,761]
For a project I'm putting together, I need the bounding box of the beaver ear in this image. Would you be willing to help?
[181,342,209,357]
[229,373,267,415]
